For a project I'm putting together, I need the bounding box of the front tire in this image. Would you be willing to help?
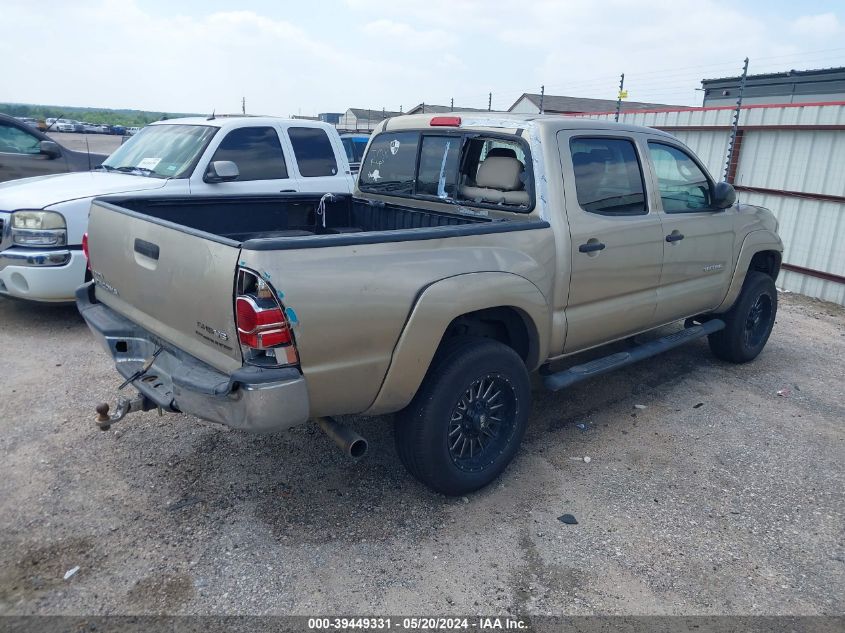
[395,337,531,496]
[708,271,777,363]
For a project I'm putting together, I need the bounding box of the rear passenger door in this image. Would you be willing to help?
[286,126,352,193]
[645,140,735,322]
[190,125,297,195]
[558,132,665,353]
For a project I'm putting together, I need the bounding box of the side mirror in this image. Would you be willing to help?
[712,181,736,209]
[204,160,239,183]
[39,140,61,158]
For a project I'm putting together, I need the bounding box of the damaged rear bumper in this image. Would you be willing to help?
[76,282,310,432]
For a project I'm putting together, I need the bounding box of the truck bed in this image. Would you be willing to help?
[84,191,553,405]
[99,193,494,248]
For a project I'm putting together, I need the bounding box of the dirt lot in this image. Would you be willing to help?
[46,132,123,155]
[0,292,842,616]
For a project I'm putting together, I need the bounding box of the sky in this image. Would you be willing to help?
[1,0,844,116]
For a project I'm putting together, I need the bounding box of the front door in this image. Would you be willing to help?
[558,132,665,353]
[645,141,735,323]
[0,119,68,182]
[190,125,298,195]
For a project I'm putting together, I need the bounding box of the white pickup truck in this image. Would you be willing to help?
[0,116,354,302]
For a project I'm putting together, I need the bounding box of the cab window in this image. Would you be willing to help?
[457,137,529,208]
[569,137,647,216]
[359,131,532,211]
[417,136,460,198]
[358,131,419,195]
[647,142,712,212]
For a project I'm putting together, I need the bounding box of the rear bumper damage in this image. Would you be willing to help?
[76,282,310,432]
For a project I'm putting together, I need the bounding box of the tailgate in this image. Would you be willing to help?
[86,200,243,373]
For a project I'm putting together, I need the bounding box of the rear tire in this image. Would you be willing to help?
[395,336,531,496]
[708,271,777,363]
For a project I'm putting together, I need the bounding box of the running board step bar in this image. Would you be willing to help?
[543,319,725,392]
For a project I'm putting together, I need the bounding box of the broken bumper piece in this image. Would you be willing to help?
[76,282,310,433]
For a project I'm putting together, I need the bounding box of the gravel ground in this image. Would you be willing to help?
[0,292,842,616]
[46,132,123,155]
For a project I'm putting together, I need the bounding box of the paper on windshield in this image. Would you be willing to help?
[137,157,161,170]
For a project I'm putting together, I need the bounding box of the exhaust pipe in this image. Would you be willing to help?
[316,417,368,458]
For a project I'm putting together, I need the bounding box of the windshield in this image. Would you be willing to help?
[102,124,217,178]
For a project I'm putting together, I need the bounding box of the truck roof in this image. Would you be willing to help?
[381,111,675,138]
[148,116,336,131]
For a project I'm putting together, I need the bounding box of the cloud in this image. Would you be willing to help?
[792,13,843,37]
[0,1,402,115]
[1,0,843,115]
[362,19,454,49]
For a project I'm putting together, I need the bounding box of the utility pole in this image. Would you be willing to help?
[450,97,454,112]
[241,97,246,115]
[614,73,625,122]
[488,92,492,111]
[724,57,749,183]
[422,102,425,114]
[539,85,545,114]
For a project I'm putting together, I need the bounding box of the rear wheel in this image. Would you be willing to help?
[708,271,777,363]
[395,337,530,496]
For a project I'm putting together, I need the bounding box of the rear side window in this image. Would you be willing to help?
[358,132,419,195]
[288,127,338,177]
[210,127,287,181]
[569,137,647,216]
[647,142,712,212]
[416,136,460,198]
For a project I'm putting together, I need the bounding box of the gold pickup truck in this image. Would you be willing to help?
[77,113,783,495]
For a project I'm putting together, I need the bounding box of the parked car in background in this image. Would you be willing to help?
[81,123,109,134]
[78,113,783,494]
[55,119,76,132]
[0,112,107,183]
[126,127,141,136]
[340,133,369,173]
[15,116,44,131]
[0,116,353,302]
[110,125,126,136]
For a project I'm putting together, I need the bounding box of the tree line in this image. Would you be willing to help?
[0,103,201,127]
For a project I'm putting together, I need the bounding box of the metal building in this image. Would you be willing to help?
[701,67,845,107]
[578,102,845,305]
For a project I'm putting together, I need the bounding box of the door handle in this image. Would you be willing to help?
[578,241,606,253]
[665,232,685,243]
[279,189,297,193]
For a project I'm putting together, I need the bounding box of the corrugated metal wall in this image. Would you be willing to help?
[580,103,845,305]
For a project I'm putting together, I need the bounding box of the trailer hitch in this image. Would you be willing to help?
[95,396,158,431]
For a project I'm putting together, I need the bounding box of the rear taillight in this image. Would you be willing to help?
[236,296,290,348]
[235,270,298,367]
[82,232,90,269]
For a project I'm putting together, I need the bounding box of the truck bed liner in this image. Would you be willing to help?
[98,193,484,242]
